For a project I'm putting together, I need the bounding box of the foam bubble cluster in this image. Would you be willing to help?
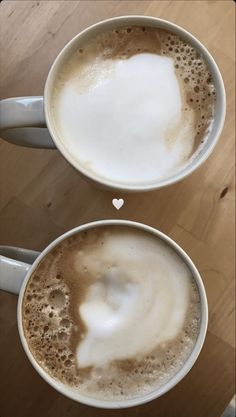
[23,250,81,386]
[23,226,201,401]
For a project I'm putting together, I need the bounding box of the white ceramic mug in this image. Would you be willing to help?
[0,219,208,409]
[0,15,226,192]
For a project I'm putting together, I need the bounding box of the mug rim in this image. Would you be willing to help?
[17,219,208,409]
[44,15,226,192]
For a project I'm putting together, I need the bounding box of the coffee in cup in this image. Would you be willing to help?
[51,25,216,187]
[23,224,201,401]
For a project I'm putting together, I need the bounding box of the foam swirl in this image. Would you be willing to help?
[75,231,189,367]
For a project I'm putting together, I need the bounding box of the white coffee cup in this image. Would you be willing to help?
[0,16,225,192]
[0,219,208,409]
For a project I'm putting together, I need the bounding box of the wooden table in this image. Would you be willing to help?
[0,1,235,416]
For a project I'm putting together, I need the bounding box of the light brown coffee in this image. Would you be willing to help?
[23,226,201,400]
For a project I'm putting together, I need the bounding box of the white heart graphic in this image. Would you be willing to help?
[112,198,124,210]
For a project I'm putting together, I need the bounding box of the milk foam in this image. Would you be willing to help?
[75,230,190,367]
[52,26,216,186]
[54,53,195,184]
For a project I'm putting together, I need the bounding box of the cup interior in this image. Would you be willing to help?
[17,219,208,408]
[44,16,225,192]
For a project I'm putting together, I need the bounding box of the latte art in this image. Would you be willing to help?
[23,226,201,401]
[75,231,189,368]
[51,26,215,186]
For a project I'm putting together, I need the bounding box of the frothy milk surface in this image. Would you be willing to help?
[23,226,201,401]
[52,26,215,186]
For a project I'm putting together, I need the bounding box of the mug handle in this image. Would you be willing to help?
[0,97,55,148]
[0,246,40,295]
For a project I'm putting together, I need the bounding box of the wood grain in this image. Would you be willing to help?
[0,1,235,417]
